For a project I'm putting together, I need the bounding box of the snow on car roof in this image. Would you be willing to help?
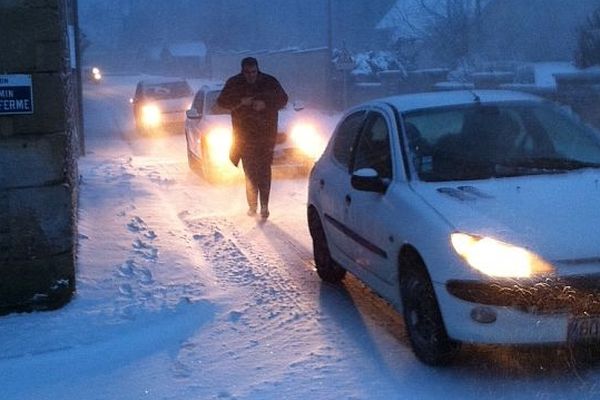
[366,90,544,113]
[199,82,225,91]
[139,77,190,86]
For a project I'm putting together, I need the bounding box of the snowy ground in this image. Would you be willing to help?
[2,75,600,399]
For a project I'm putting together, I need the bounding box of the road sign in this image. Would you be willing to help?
[0,74,34,115]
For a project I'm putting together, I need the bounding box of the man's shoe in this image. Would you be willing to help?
[260,209,270,220]
[247,208,257,216]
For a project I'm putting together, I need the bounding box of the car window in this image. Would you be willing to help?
[135,83,143,98]
[206,91,229,115]
[404,102,600,182]
[331,111,366,168]
[143,81,192,100]
[192,90,205,112]
[531,106,600,161]
[352,112,393,179]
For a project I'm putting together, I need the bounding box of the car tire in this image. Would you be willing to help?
[400,252,460,366]
[308,208,346,283]
[199,140,221,184]
[187,147,202,175]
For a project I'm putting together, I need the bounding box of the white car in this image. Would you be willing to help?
[130,78,193,135]
[307,90,600,365]
[185,83,324,183]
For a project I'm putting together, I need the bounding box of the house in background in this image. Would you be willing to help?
[160,41,208,78]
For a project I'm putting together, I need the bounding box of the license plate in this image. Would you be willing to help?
[567,316,600,342]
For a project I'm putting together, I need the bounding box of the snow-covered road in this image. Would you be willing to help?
[1,75,600,399]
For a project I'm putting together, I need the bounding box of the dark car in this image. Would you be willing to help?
[130,78,193,135]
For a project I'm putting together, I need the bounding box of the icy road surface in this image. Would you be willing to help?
[0,75,600,399]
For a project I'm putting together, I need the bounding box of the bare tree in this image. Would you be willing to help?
[575,5,600,68]
[422,0,484,66]
[387,0,484,67]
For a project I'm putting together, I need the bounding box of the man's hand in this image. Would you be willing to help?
[252,100,266,111]
[240,97,254,107]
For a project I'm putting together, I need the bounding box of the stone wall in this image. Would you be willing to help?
[0,0,80,313]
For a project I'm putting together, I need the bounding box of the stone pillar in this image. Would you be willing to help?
[0,0,80,313]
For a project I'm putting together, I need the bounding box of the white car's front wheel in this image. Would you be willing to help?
[400,252,460,366]
[308,208,346,284]
[187,147,202,175]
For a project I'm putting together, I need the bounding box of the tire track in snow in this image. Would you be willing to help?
[181,214,313,325]
[175,213,352,395]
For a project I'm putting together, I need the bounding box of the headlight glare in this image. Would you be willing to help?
[289,122,324,159]
[451,233,553,278]
[205,127,233,164]
[141,104,161,127]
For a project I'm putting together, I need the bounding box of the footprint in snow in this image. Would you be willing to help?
[119,283,133,297]
[127,216,147,232]
[139,268,154,284]
[118,259,136,277]
[228,310,243,323]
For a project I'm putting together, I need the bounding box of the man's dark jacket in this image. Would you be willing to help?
[217,71,288,165]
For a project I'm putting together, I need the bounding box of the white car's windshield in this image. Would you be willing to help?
[404,102,600,182]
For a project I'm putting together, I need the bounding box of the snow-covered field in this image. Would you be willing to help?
[1,75,600,399]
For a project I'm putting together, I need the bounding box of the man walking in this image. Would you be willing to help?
[217,57,288,220]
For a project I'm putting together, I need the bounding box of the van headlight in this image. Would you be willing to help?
[141,104,161,127]
[289,122,324,159]
[451,233,554,278]
[205,127,233,164]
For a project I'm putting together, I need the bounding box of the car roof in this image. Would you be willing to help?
[198,82,225,92]
[359,90,545,113]
[138,77,190,87]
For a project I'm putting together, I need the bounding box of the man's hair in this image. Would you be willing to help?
[241,57,258,69]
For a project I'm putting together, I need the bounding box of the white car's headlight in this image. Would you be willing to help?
[289,122,324,159]
[451,233,554,278]
[141,104,161,127]
[205,127,233,164]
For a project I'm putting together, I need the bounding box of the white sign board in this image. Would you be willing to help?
[0,74,34,115]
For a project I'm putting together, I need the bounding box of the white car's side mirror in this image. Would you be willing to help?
[186,108,201,119]
[293,100,305,112]
[351,168,388,193]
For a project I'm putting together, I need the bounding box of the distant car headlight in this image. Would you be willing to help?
[205,126,233,164]
[451,233,554,278]
[92,71,102,81]
[289,122,324,159]
[141,104,161,127]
